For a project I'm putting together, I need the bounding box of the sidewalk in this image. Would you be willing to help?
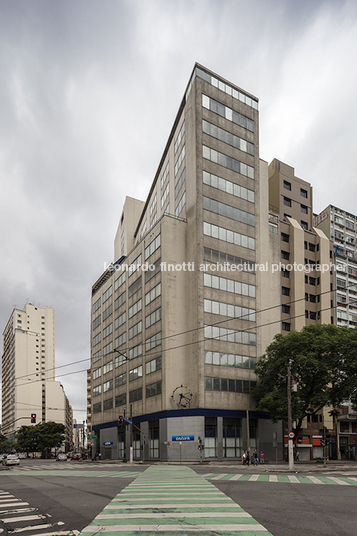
[85,458,357,473]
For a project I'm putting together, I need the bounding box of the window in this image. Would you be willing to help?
[204,351,256,369]
[283,197,291,207]
[145,332,162,352]
[282,322,291,331]
[204,299,256,321]
[309,277,316,286]
[300,188,308,198]
[128,277,142,298]
[114,272,126,291]
[282,304,291,314]
[202,92,256,126]
[103,286,113,303]
[308,243,315,252]
[103,361,113,374]
[103,380,113,393]
[129,387,142,403]
[282,286,290,296]
[93,385,101,397]
[115,291,126,310]
[144,235,161,261]
[175,191,186,217]
[93,367,101,380]
[128,343,142,360]
[103,398,113,411]
[146,381,162,398]
[281,269,290,278]
[281,251,290,260]
[174,121,185,154]
[128,299,142,319]
[129,365,143,382]
[175,168,186,199]
[203,273,255,298]
[203,196,255,227]
[92,333,101,347]
[204,325,256,346]
[310,311,316,320]
[174,145,185,176]
[115,372,126,388]
[301,204,308,214]
[145,282,161,306]
[115,393,126,407]
[145,307,161,329]
[103,304,112,321]
[103,323,113,339]
[115,311,126,330]
[160,162,169,189]
[146,356,162,374]
[92,298,101,314]
[93,403,101,414]
[203,171,254,203]
[203,247,255,272]
[203,222,255,250]
[281,233,289,243]
[301,221,308,230]
[93,315,101,330]
[309,294,316,303]
[283,180,291,191]
[115,332,126,348]
[128,321,142,340]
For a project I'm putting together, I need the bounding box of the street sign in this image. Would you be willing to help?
[288,432,295,439]
[172,435,194,441]
[178,441,183,446]
[88,434,97,439]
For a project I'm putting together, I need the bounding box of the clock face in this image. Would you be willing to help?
[171,385,193,408]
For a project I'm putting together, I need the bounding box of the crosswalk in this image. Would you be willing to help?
[200,472,357,485]
[8,466,142,479]
[0,490,78,536]
[79,465,273,535]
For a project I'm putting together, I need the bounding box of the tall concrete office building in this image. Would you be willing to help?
[90,64,283,462]
[2,303,73,444]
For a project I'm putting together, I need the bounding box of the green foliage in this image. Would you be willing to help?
[253,324,357,435]
[15,421,65,452]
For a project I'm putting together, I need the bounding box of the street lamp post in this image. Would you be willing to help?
[287,360,294,470]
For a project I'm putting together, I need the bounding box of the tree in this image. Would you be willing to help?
[252,324,357,436]
[15,422,65,454]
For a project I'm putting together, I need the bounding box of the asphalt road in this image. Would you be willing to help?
[0,459,356,535]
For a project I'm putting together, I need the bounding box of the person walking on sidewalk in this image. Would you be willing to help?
[260,451,265,464]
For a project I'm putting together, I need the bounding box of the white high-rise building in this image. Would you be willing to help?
[2,303,72,441]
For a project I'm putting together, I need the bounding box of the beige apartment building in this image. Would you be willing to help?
[90,64,283,462]
[2,303,73,447]
[262,159,336,460]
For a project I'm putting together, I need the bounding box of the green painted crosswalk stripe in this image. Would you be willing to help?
[79,465,273,535]
[200,472,357,486]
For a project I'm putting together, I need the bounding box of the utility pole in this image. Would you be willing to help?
[287,359,294,470]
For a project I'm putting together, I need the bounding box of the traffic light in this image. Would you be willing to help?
[31,414,36,423]
[320,438,325,447]
[118,415,124,427]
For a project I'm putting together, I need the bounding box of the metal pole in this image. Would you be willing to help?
[288,360,294,470]
[129,404,133,464]
[246,409,250,456]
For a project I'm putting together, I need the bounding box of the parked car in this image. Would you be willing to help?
[0,454,7,462]
[2,454,20,466]
[56,453,68,461]
[71,453,82,460]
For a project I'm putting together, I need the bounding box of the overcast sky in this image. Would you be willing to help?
[1,0,357,423]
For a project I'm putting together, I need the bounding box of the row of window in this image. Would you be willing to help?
[202,119,254,156]
[204,273,256,298]
[203,145,254,180]
[203,246,255,272]
[196,68,258,110]
[146,332,162,352]
[145,307,161,329]
[115,311,126,329]
[283,180,308,199]
[203,221,255,251]
[129,320,142,340]
[103,286,112,303]
[161,182,169,209]
[205,350,256,369]
[204,299,255,322]
[202,93,255,130]
[204,324,256,346]
[115,331,126,348]
[161,162,169,189]
[93,379,163,412]
[203,196,255,227]
[114,271,126,291]
[205,376,257,393]
[129,299,142,319]
[203,171,254,203]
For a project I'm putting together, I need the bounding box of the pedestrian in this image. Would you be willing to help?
[260,451,265,464]
[246,451,250,466]
[242,450,247,465]
[296,451,299,462]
